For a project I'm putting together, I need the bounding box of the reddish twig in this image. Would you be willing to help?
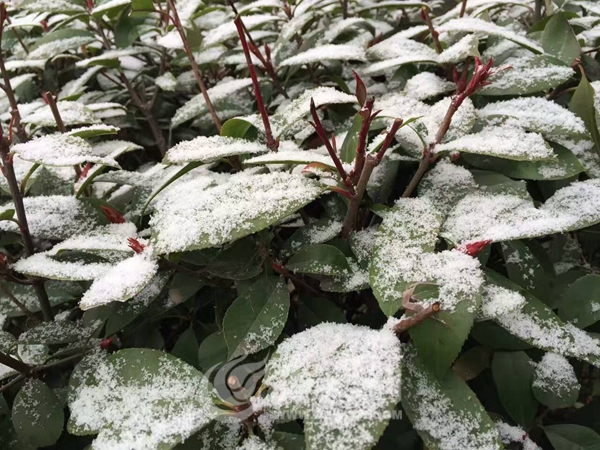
[309,99,356,196]
[421,7,443,54]
[341,118,403,237]
[459,0,468,18]
[234,16,279,152]
[350,97,376,185]
[402,58,502,198]
[393,302,441,334]
[0,350,30,375]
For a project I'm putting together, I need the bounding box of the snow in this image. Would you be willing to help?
[0,195,101,240]
[75,48,142,68]
[404,72,455,100]
[477,97,588,137]
[60,66,104,99]
[371,198,483,313]
[419,160,477,215]
[4,59,46,71]
[403,345,502,450]
[155,72,177,91]
[150,172,324,254]
[434,126,555,161]
[203,14,280,47]
[90,0,131,15]
[164,136,268,164]
[48,223,137,256]
[479,284,527,320]
[172,78,253,128]
[244,147,341,168]
[497,422,541,450]
[437,34,480,64]
[13,252,111,281]
[279,44,366,66]
[443,179,600,245]
[79,248,158,310]
[68,349,215,450]
[28,36,96,60]
[256,322,401,450]
[21,101,100,127]
[532,352,580,398]
[13,134,120,167]
[437,18,543,54]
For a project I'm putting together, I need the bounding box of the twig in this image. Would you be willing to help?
[393,302,440,334]
[119,73,168,157]
[234,15,278,152]
[0,373,24,393]
[0,6,27,143]
[309,98,356,196]
[167,0,222,132]
[350,97,375,185]
[459,0,468,18]
[0,350,30,375]
[341,119,403,237]
[341,0,348,19]
[0,283,40,324]
[421,7,443,54]
[402,58,501,198]
[0,137,53,321]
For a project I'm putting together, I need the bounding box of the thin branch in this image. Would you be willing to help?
[0,137,53,321]
[350,98,375,185]
[309,98,356,196]
[42,91,81,178]
[459,0,468,18]
[0,373,24,393]
[6,19,29,55]
[341,118,403,237]
[234,15,278,152]
[341,0,349,19]
[119,73,168,157]
[0,7,27,143]
[167,0,222,131]
[0,350,30,375]
[421,7,443,54]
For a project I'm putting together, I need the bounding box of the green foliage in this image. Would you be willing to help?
[0,1,600,449]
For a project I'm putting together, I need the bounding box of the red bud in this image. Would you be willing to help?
[127,237,145,254]
[100,337,113,349]
[352,70,367,107]
[79,163,91,180]
[41,19,49,32]
[459,240,491,257]
[100,205,125,224]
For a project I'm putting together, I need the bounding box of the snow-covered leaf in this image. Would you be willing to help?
[532,353,580,409]
[260,322,402,450]
[28,29,96,60]
[163,135,268,164]
[13,134,120,167]
[286,244,351,276]
[21,102,100,127]
[223,276,289,358]
[150,172,325,254]
[67,349,215,450]
[279,44,367,66]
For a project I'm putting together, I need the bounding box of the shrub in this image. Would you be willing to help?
[0,0,599,449]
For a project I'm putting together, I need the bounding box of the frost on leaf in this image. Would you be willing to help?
[67,349,215,450]
[12,134,120,168]
[257,322,401,450]
[419,160,477,216]
[21,101,100,127]
[150,172,325,254]
[404,72,455,101]
[443,179,600,245]
[279,44,367,66]
[79,248,159,310]
[370,198,483,316]
[532,352,580,409]
[163,135,268,164]
[0,195,103,240]
[171,78,253,128]
[401,344,503,450]
[434,127,554,161]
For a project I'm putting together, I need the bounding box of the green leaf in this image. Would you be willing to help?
[532,353,579,409]
[222,276,289,359]
[570,72,600,159]
[297,295,346,329]
[452,346,492,381]
[282,218,342,257]
[28,29,95,60]
[471,320,531,350]
[559,275,600,328]
[340,114,362,163]
[286,244,351,276]
[541,12,581,66]
[114,11,140,48]
[12,379,64,448]
[410,295,478,379]
[463,143,584,180]
[197,332,228,372]
[221,117,257,139]
[491,351,538,429]
[401,345,503,450]
[544,424,600,450]
[67,349,214,449]
[501,241,552,303]
[0,209,14,221]
[171,327,199,369]
[205,237,265,280]
[478,55,574,96]
[263,323,402,450]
